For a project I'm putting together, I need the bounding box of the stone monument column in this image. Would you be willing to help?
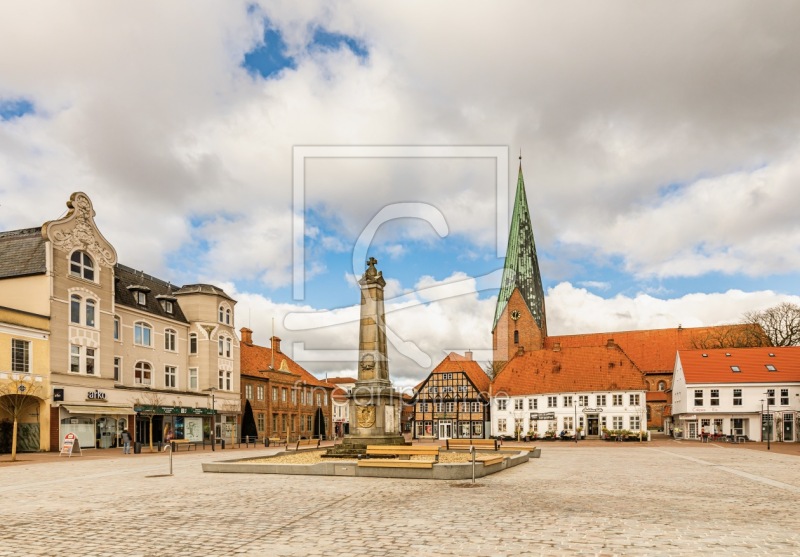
[344,257,405,447]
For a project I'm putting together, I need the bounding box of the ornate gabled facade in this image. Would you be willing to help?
[0,192,240,452]
[492,164,547,364]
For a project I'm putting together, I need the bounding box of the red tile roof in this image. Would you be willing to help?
[240,341,332,389]
[544,324,761,374]
[323,377,357,385]
[678,347,800,384]
[493,345,647,396]
[430,352,491,393]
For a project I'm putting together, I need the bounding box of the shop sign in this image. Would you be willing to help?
[87,390,107,401]
[59,432,82,458]
[529,412,556,421]
[134,404,216,416]
[582,407,603,413]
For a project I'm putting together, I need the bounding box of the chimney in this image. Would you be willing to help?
[606,338,615,348]
[517,345,525,356]
[270,336,282,354]
[240,327,253,345]
[553,342,561,352]
[465,350,473,361]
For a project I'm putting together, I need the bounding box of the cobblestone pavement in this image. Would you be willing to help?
[1,442,799,556]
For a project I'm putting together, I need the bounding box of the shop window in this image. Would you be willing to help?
[11,339,30,373]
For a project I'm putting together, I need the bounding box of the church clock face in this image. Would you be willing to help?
[510,310,521,321]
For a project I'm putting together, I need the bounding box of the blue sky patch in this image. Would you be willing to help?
[311,28,368,60]
[243,27,296,79]
[0,98,35,120]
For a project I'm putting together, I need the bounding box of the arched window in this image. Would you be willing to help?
[658,381,666,391]
[134,362,152,385]
[219,305,224,322]
[225,308,231,325]
[513,330,519,344]
[86,299,96,327]
[70,251,95,281]
[70,294,81,324]
[134,322,152,347]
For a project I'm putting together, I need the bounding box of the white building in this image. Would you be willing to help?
[323,377,355,437]
[671,347,800,441]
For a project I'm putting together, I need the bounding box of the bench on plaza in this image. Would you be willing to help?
[357,445,440,469]
[474,454,505,466]
[290,438,320,451]
[445,438,499,451]
[267,437,287,447]
[170,439,197,451]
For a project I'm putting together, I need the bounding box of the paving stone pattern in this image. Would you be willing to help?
[1,443,799,556]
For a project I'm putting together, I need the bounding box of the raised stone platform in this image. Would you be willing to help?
[202,449,531,480]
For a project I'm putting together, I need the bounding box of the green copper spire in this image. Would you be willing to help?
[492,163,547,333]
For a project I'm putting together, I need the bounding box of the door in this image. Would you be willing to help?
[687,422,697,440]
[784,414,794,442]
[438,420,452,440]
[587,416,599,436]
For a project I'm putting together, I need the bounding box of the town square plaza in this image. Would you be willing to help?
[1,439,798,556]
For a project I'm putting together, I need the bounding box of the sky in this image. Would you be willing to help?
[2,1,800,390]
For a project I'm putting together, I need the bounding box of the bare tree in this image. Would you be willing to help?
[743,302,800,347]
[0,376,46,461]
[689,324,770,349]
[136,391,164,452]
[484,360,506,380]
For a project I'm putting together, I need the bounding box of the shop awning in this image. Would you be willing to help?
[62,405,134,415]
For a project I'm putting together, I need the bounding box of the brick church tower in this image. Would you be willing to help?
[492,161,547,365]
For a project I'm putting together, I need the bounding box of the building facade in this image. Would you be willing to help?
[322,377,355,438]
[671,347,800,441]
[0,192,240,452]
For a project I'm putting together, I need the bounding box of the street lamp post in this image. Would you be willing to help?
[206,387,218,452]
[760,399,764,444]
[574,396,580,444]
[764,393,771,451]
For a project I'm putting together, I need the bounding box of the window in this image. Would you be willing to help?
[245,384,253,399]
[218,370,232,391]
[419,402,429,413]
[272,414,278,432]
[218,338,224,356]
[710,389,719,406]
[136,291,146,305]
[564,395,573,407]
[497,418,507,433]
[658,381,666,391]
[442,373,453,380]
[529,398,537,410]
[733,389,742,406]
[514,399,524,410]
[219,306,225,322]
[86,299,96,327]
[11,339,30,372]
[114,317,120,341]
[164,365,176,388]
[445,402,455,413]
[471,402,481,413]
[612,394,622,406]
[596,394,607,406]
[257,413,265,432]
[70,251,94,281]
[164,329,176,351]
[70,295,81,324]
[612,416,623,429]
[578,395,589,406]
[694,390,703,406]
[282,388,287,402]
[272,387,278,401]
[767,389,775,406]
[84,348,95,375]
[766,364,777,372]
[134,362,152,385]
[629,394,640,406]
[513,330,519,344]
[497,399,507,411]
[564,416,573,430]
[257,386,264,400]
[70,345,80,373]
[435,402,443,413]
[630,416,641,430]
[134,322,152,346]
[226,337,231,358]
[781,389,789,405]
[291,389,297,404]
[547,396,557,408]
[189,368,198,390]
[189,333,197,354]
[442,386,454,393]
[226,308,231,325]
[316,393,322,407]
[162,300,173,314]
[113,357,121,382]
[731,366,741,373]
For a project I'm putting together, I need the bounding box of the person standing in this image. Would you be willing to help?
[121,429,132,454]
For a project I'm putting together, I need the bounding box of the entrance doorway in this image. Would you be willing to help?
[783,414,794,442]
[687,422,697,440]
[587,415,599,437]
[438,420,452,440]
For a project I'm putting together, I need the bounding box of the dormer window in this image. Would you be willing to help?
[731,366,741,372]
[127,284,151,305]
[70,251,95,281]
[163,300,173,313]
[136,291,146,305]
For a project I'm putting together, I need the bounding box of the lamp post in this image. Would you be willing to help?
[574,396,579,444]
[760,399,764,443]
[206,387,218,451]
[764,393,771,451]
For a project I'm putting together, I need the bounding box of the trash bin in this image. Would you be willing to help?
[220,439,225,449]
[134,442,141,454]
[264,438,269,447]
[157,441,163,452]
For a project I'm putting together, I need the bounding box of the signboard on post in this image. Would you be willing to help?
[59,432,82,457]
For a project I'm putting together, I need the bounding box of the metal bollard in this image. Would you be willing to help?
[163,443,173,476]
[471,445,476,484]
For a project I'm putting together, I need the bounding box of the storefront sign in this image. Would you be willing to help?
[134,405,216,416]
[582,407,603,413]
[529,412,556,421]
[87,390,107,401]
[59,432,82,458]
[53,388,64,401]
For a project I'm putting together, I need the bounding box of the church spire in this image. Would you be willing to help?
[492,163,546,335]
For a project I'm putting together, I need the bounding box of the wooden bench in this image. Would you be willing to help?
[291,438,320,451]
[446,438,499,451]
[170,439,197,451]
[267,437,286,447]
[475,454,505,466]
[357,445,440,468]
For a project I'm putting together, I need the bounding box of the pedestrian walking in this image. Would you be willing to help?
[121,429,132,454]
